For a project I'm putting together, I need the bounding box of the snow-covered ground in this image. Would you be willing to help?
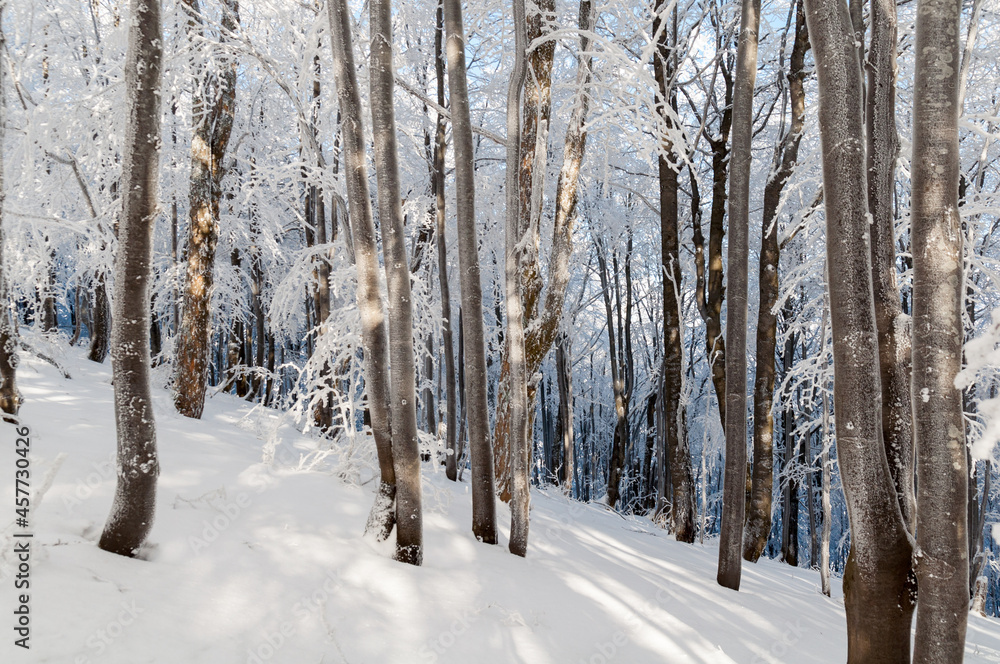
[1,347,998,664]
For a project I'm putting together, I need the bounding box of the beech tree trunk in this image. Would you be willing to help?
[443,0,498,544]
[174,0,239,419]
[504,0,530,557]
[88,274,110,363]
[744,0,809,563]
[802,0,915,655]
[597,241,629,508]
[369,0,423,565]
[0,13,17,419]
[819,299,832,597]
[98,0,162,557]
[911,0,969,654]
[556,332,574,494]
[693,39,732,432]
[717,0,759,591]
[867,0,915,533]
[328,0,397,542]
[653,0,695,543]
[493,0,592,502]
[432,2,458,483]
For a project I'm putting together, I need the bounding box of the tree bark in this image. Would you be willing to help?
[653,0,695,544]
[432,2,458,483]
[174,0,239,419]
[911,0,969,654]
[867,0,915,533]
[369,0,423,565]
[494,0,593,502]
[819,299,832,596]
[98,0,162,557]
[328,0,397,543]
[0,12,18,419]
[597,241,629,508]
[88,274,110,363]
[744,0,809,563]
[717,0,759,591]
[802,0,915,655]
[442,0,498,544]
[504,0,530,557]
[556,332,574,494]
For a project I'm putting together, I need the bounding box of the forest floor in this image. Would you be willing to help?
[1,344,998,664]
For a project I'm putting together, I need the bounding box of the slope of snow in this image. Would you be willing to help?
[1,348,998,663]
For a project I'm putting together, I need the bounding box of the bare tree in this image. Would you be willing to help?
[911,0,969,654]
[369,0,424,566]
[802,0,915,655]
[443,0,498,544]
[653,0,695,543]
[432,1,458,483]
[505,0,530,557]
[494,0,593,502]
[717,0,760,590]
[744,0,809,563]
[98,0,163,557]
[0,9,17,420]
[174,0,239,419]
[328,0,396,542]
[868,0,915,533]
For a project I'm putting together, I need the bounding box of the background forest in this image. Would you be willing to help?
[1,0,999,656]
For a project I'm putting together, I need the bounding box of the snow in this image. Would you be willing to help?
[3,349,999,664]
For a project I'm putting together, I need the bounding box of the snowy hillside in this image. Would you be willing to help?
[2,348,998,664]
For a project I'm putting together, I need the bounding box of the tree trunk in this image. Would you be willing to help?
[493,0,593,502]
[694,49,733,432]
[556,332,574,494]
[819,299,832,596]
[88,274,110,363]
[328,0,397,543]
[369,0,423,565]
[911,0,969,653]
[867,0,915,534]
[433,2,458,483]
[597,241,628,508]
[802,0,915,655]
[98,0,162,557]
[717,0,760,591]
[652,0,694,544]
[504,0,530,557]
[443,0,498,544]
[0,13,18,419]
[744,0,809,563]
[780,327,799,567]
[174,0,239,419]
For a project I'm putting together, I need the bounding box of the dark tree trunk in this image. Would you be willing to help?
[867,0,915,533]
[744,0,809,563]
[174,0,239,419]
[802,0,915,654]
[653,0,694,544]
[98,0,163,558]
[0,14,17,419]
[717,0,760,590]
